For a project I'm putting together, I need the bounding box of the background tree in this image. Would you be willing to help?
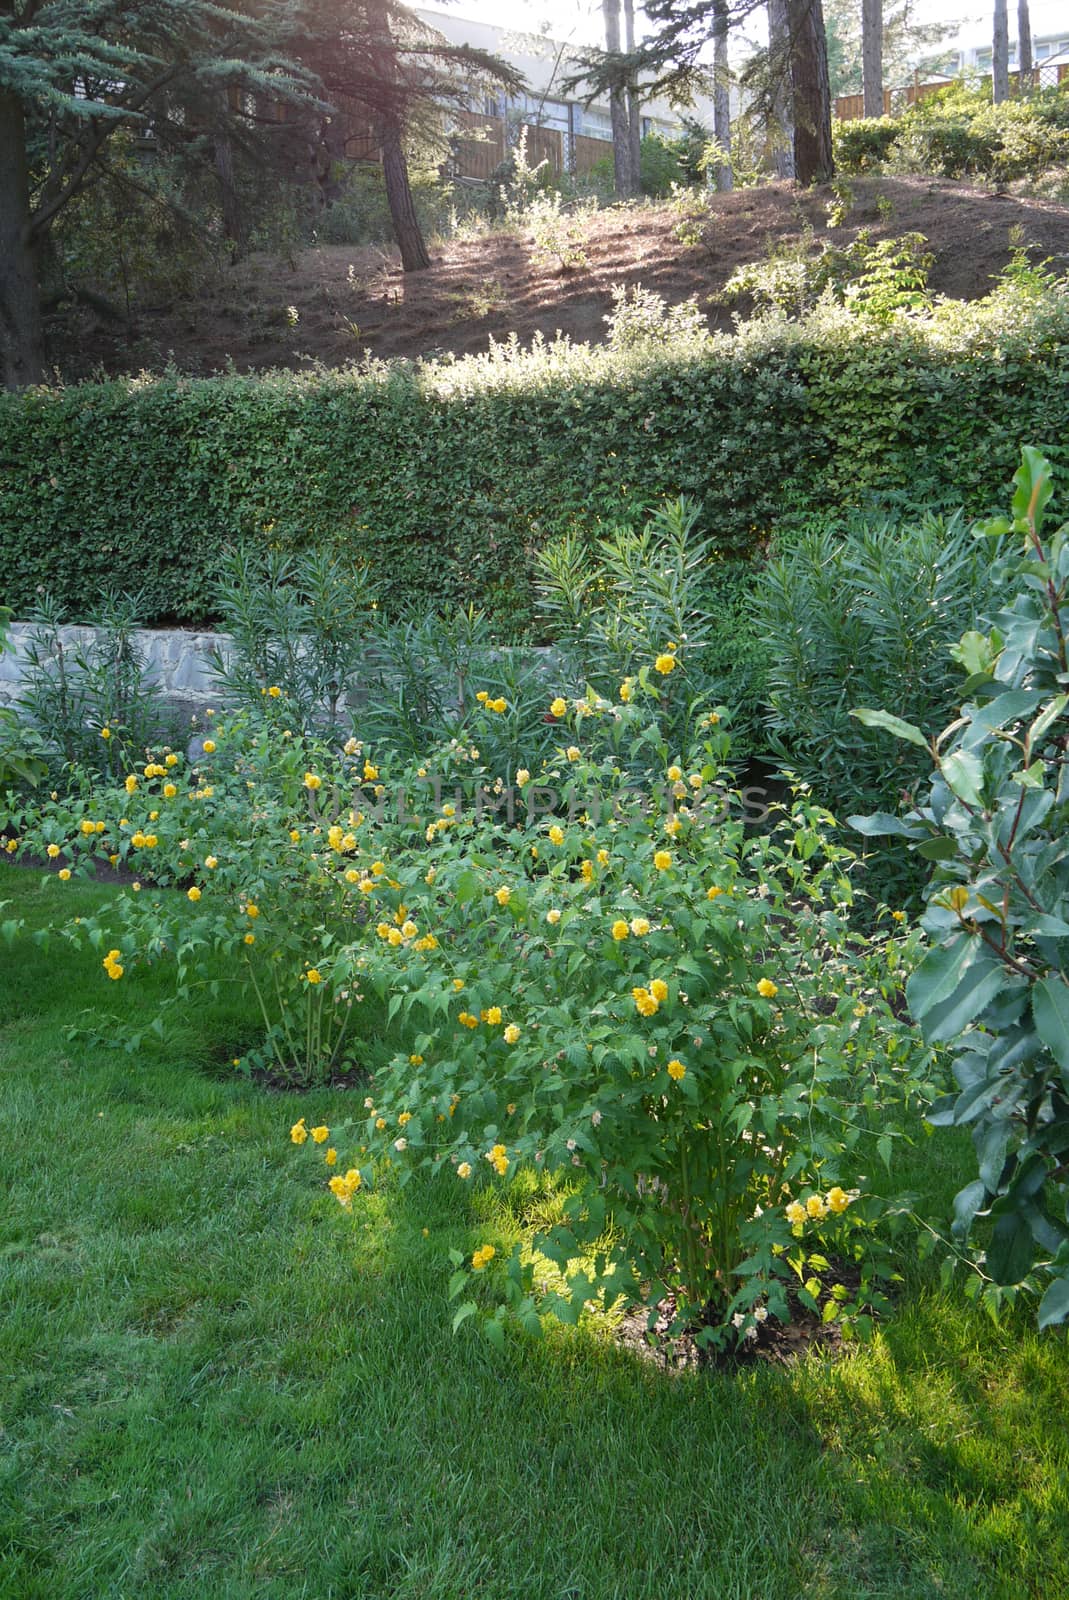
[786,0,834,181]
[0,0,316,389]
[1018,0,1033,85]
[993,0,1010,102]
[862,0,883,116]
[823,0,956,98]
[292,0,523,272]
[712,0,733,189]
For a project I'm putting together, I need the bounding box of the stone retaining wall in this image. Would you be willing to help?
[0,623,234,710]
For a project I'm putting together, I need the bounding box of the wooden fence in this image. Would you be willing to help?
[447,111,563,180]
[836,64,1069,123]
[574,133,613,176]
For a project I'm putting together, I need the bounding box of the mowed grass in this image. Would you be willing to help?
[1,868,1068,1600]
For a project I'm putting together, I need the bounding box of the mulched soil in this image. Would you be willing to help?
[44,176,1069,382]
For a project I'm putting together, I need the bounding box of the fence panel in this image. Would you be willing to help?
[574,132,612,175]
[452,110,506,181]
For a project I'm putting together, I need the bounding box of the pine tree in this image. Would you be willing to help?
[0,0,317,387]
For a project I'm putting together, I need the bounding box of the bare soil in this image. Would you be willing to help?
[46,177,1069,382]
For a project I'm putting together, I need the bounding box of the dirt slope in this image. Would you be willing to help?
[46,176,1069,381]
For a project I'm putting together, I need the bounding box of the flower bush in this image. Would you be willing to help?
[12,648,937,1350]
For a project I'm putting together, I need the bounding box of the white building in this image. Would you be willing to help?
[415,7,716,158]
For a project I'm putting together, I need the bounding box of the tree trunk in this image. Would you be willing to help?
[712,0,733,191]
[623,0,642,193]
[786,0,834,184]
[1017,0,1033,87]
[768,0,795,178]
[213,102,245,257]
[381,113,430,272]
[0,87,44,389]
[993,0,1010,103]
[602,0,636,198]
[862,0,883,118]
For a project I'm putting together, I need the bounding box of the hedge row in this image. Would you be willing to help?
[3,288,1069,636]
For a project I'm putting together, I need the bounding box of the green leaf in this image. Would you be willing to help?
[1032,975,1069,1075]
[847,812,925,838]
[905,933,1007,1043]
[849,708,929,749]
[949,629,998,676]
[452,1301,478,1333]
[940,750,984,808]
[447,1270,469,1301]
[483,1315,506,1351]
[1037,1275,1069,1328]
[987,1212,1035,1286]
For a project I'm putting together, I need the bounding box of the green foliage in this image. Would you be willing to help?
[852,449,1069,1325]
[835,86,1069,182]
[4,282,1069,633]
[0,607,47,807]
[757,507,994,825]
[721,227,933,320]
[15,592,175,782]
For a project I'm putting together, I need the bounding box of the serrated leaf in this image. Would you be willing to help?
[452,1301,477,1333]
[483,1315,505,1351]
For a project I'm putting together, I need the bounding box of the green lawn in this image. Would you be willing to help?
[2,867,1067,1600]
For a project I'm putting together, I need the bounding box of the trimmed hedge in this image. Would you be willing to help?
[3,288,1069,636]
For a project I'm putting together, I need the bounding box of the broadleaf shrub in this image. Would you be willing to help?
[2,284,1069,633]
[852,448,1069,1325]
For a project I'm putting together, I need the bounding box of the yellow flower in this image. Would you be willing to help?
[290,1119,308,1145]
[472,1245,496,1270]
[566,746,580,762]
[305,968,322,984]
[325,1147,337,1165]
[806,1194,828,1220]
[650,978,668,1003]
[100,727,111,740]
[165,753,179,767]
[707,886,723,901]
[246,903,259,919]
[633,986,659,1017]
[187,886,201,902]
[486,1005,502,1025]
[891,910,906,923]
[303,773,321,791]
[619,680,632,702]
[398,1112,412,1127]
[124,775,138,793]
[375,1116,387,1130]
[630,917,650,936]
[363,761,379,781]
[504,1023,521,1044]
[58,868,71,881]
[495,886,511,907]
[459,1011,479,1029]
[667,1058,686,1081]
[757,978,778,999]
[786,1200,807,1226]
[611,919,629,941]
[143,835,157,849]
[268,685,281,697]
[654,850,672,870]
[289,829,301,843]
[409,1053,424,1066]
[244,933,256,945]
[548,825,564,846]
[453,978,464,990]
[489,697,507,714]
[163,784,177,799]
[46,844,60,858]
[546,908,561,925]
[79,819,96,836]
[401,920,418,939]
[827,1186,851,1214]
[457,1162,473,1179]
[550,697,567,718]
[597,848,609,866]
[581,860,594,883]
[131,832,146,848]
[311,1124,329,1143]
[202,739,216,753]
[654,654,677,675]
